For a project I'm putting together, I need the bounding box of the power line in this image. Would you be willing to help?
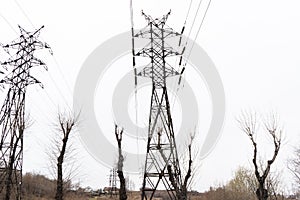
[0,13,18,35]
[170,0,212,115]
[185,0,204,44]
[169,0,195,114]
[184,0,194,25]
[14,0,74,102]
[130,0,141,168]
[178,0,212,93]
[185,0,212,63]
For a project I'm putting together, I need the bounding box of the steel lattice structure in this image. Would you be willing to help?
[108,168,117,196]
[0,25,52,200]
[132,11,184,200]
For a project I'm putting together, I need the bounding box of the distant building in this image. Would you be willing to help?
[103,186,119,195]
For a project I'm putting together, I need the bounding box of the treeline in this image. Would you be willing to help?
[196,166,295,200]
[22,172,56,199]
[22,173,89,200]
[21,167,298,200]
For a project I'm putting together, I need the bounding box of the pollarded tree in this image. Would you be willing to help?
[167,132,196,200]
[287,145,300,190]
[237,111,282,200]
[226,166,283,200]
[48,111,79,200]
[114,124,127,200]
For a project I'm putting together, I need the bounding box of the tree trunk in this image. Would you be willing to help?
[117,170,127,200]
[256,186,268,200]
[5,131,22,200]
[5,158,13,200]
[55,133,69,200]
[114,125,127,200]
[177,190,188,200]
[55,160,63,200]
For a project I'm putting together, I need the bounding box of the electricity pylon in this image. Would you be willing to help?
[132,11,184,199]
[108,168,117,197]
[0,25,52,200]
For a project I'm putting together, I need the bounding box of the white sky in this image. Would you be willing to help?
[0,0,300,193]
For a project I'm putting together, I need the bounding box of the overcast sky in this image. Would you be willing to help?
[0,0,300,193]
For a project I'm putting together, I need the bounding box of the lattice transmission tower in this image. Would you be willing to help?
[132,11,185,199]
[108,168,117,197]
[0,25,52,200]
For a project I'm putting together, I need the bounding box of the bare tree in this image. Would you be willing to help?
[287,145,300,190]
[237,111,282,200]
[114,124,127,200]
[226,165,283,200]
[0,113,32,200]
[167,133,195,200]
[49,111,79,200]
[203,166,286,200]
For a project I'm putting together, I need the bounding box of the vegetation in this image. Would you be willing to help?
[237,112,283,200]
[22,169,296,200]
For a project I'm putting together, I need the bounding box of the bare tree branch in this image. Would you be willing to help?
[50,111,79,200]
[167,132,195,200]
[237,111,282,200]
[287,145,300,190]
[114,124,127,200]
